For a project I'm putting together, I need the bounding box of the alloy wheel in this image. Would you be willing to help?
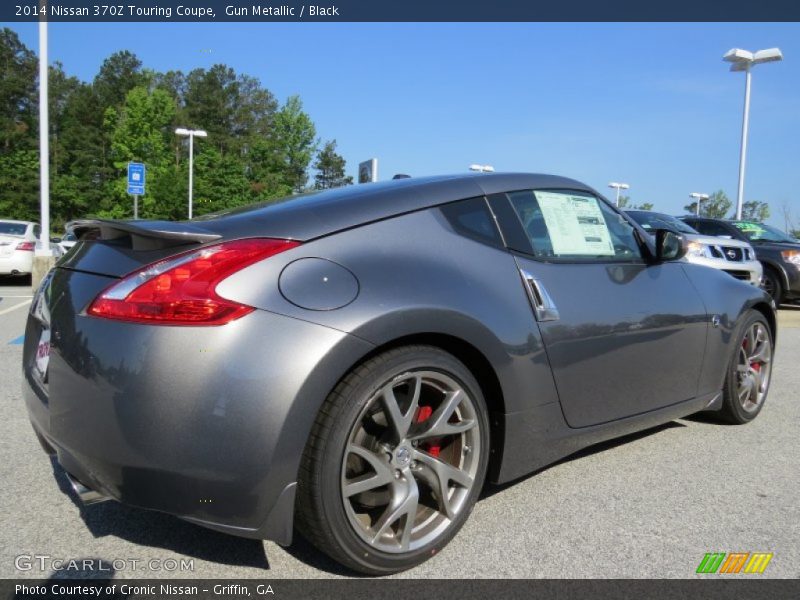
[340,370,481,553]
[736,322,772,413]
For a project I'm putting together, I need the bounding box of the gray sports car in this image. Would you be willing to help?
[22,173,775,574]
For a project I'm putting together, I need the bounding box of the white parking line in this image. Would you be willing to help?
[0,299,32,316]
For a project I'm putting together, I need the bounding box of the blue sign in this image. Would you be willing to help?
[127,162,146,195]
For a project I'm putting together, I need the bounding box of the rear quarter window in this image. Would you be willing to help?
[440,197,503,248]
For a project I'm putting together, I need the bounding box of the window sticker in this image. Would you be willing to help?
[533,191,615,256]
[733,222,767,236]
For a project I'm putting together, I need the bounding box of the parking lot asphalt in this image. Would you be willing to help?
[1,277,798,579]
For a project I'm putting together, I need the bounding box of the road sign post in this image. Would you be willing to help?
[127,162,146,218]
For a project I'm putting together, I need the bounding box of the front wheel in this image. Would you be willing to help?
[719,310,774,424]
[296,346,490,575]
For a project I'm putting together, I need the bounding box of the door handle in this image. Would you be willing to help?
[520,270,560,322]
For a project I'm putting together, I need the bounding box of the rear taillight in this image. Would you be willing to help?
[17,241,35,251]
[87,238,299,326]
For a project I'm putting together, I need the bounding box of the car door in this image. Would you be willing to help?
[490,189,708,428]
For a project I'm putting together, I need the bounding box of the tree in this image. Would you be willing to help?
[272,95,317,192]
[684,190,732,218]
[92,51,145,109]
[102,86,175,218]
[617,196,653,211]
[0,28,37,154]
[313,140,353,189]
[741,201,770,222]
[192,145,250,216]
[0,149,39,221]
[0,36,329,225]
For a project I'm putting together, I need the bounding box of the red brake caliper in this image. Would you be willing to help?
[743,339,761,371]
[415,406,440,458]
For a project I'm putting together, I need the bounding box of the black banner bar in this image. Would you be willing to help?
[3,579,800,600]
[3,0,800,22]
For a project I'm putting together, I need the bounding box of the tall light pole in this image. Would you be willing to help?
[690,192,709,216]
[723,47,783,221]
[175,128,207,219]
[468,164,495,173]
[608,182,629,207]
[36,4,51,258]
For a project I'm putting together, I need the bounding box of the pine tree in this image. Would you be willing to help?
[313,140,353,189]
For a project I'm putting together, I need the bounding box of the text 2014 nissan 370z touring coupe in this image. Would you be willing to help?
[23,173,775,574]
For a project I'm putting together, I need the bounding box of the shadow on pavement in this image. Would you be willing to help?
[0,274,32,288]
[480,420,687,500]
[50,457,270,573]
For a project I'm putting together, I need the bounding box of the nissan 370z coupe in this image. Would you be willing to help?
[23,173,776,574]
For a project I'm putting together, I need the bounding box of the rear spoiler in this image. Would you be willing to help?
[71,219,221,251]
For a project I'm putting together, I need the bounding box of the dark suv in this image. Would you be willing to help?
[681,216,800,304]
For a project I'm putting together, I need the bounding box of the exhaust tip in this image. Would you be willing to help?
[65,472,110,505]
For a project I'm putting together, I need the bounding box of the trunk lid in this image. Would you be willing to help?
[62,219,223,278]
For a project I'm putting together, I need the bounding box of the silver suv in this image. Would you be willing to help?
[626,210,762,286]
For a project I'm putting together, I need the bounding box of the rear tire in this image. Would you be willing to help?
[718,310,773,424]
[296,345,490,575]
[762,267,784,305]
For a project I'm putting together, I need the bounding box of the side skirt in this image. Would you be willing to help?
[491,391,721,485]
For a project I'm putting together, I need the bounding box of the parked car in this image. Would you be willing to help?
[626,210,762,286]
[0,220,61,276]
[23,174,775,575]
[57,230,78,255]
[681,216,800,304]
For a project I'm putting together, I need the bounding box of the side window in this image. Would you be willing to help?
[508,190,642,262]
[32,224,41,239]
[440,196,503,248]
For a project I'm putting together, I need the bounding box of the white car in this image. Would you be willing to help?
[625,210,762,286]
[0,220,62,276]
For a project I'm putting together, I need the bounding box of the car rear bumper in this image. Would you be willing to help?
[22,267,373,543]
[0,252,34,274]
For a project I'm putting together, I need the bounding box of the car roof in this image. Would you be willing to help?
[0,220,35,225]
[195,172,598,241]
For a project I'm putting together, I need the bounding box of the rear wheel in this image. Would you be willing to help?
[761,267,783,305]
[719,310,773,424]
[296,345,489,575]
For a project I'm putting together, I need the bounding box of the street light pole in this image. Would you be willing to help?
[37,6,51,257]
[608,182,630,207]
[175,128,207,220]
[690,192,709,217]
[735,65,752,222]
[723,47,783,221]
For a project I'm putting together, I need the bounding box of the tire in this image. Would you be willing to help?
[718,310,774,424]
[296,345,490,575]
[762,267,784,305]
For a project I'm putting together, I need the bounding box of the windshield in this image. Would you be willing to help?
[0,222,28,236]
[626,211,698,235]
[732,221,797,243]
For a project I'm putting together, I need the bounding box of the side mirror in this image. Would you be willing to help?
[50,237,61,243]
[655,229,687,262]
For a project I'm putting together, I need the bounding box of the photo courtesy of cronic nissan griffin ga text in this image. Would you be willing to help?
[23,173,776,574]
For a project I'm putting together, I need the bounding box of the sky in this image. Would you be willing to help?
[7,22,800,228]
